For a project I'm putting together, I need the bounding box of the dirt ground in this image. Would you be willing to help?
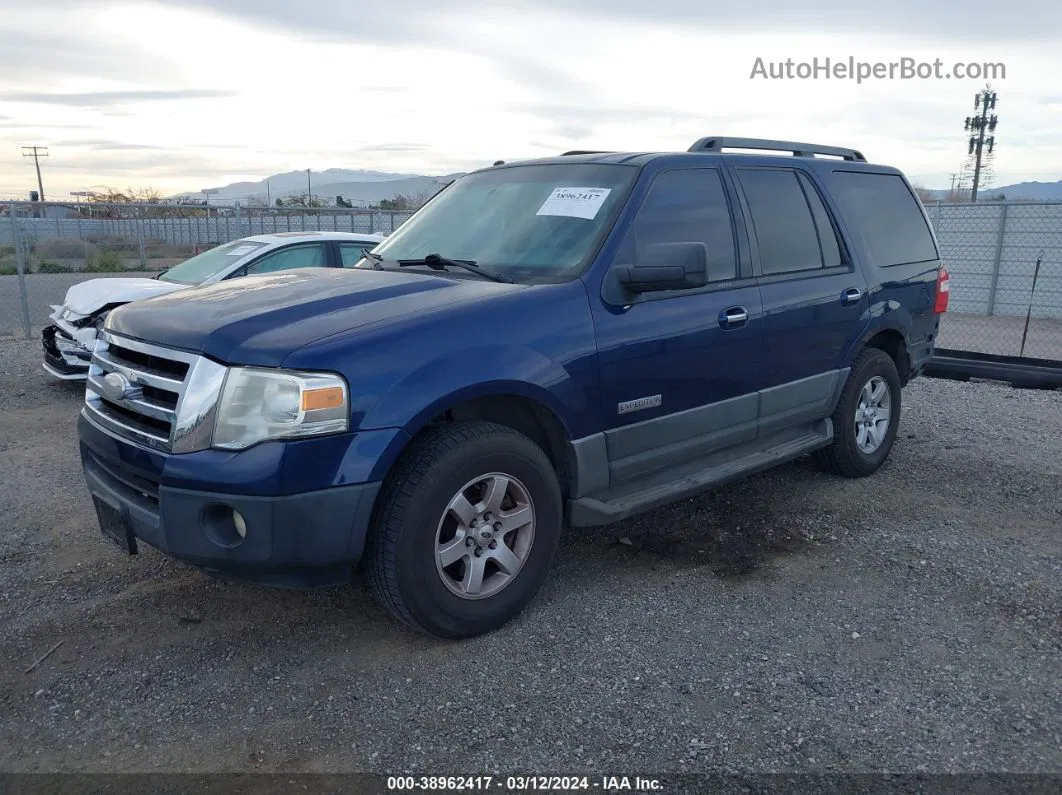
[0,336,1059,779]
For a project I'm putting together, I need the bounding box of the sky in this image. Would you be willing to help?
[0,0,1059,198]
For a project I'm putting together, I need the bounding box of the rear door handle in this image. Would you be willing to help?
[841,287,862,306]
[719,306,749,328]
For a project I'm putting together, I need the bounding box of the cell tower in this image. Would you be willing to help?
[961,84,998,201]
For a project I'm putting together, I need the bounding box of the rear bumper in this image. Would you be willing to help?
[925,348,1062,390]
[904,316,942,383]
[78,413,383,588]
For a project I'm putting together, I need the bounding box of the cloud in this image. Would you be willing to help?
[0,121,96,130]
[355,144,432,153]
[0,89,238,108]
[1,0,1058,195]
[45,149,267,181]
[152,0,1061,42]
[47,139,173,151]
[0,28,175,83]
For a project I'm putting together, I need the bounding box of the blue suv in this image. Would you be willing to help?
[76,137,950,638]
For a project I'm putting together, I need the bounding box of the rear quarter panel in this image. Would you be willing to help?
[816,164,942,378]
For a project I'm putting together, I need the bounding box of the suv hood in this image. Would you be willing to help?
[106,267,524,365]
[62,277,188,317]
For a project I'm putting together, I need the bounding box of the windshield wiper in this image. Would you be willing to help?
[360,247,384,269]
[395,253,513,284]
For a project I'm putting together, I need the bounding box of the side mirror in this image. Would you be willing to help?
[614,242,708,293]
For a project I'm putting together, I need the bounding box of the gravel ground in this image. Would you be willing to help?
[0,336,1059,780]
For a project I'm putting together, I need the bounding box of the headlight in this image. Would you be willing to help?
[212,367,349,450]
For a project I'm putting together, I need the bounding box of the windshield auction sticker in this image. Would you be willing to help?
[536,187,612,220]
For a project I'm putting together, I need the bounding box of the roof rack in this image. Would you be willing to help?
[687,136,866,162]
[560,150,616,156]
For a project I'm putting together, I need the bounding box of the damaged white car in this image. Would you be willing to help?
[42,230,386,379]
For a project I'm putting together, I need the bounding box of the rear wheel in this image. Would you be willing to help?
[365,421,562,638]
[815,348,902,478]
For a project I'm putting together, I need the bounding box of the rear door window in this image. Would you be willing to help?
[736,168,823,275]
[243,243,327,275]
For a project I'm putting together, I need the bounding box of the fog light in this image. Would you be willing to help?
[233,510,247,539]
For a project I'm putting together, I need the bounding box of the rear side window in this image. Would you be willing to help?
[736,169,823,275]
[830,171,939,267]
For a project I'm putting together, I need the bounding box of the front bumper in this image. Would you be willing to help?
[78,413,383,588]
[42,325,92,379]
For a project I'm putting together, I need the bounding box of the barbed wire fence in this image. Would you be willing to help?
[2,199,1061,367]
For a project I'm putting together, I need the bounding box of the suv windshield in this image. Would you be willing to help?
[159,239,268,285]
[362,163,638,283]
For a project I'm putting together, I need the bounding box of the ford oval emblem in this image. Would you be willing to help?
[100,372,131,402]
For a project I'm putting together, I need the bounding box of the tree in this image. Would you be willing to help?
[85,186,164,204]
[275,194,331,209]
[78,186,208,218]
[378,193,421,210]
[910,183,939,205]
[336,195,353,208]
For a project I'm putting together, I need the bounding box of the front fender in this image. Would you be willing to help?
[358,344,585,439]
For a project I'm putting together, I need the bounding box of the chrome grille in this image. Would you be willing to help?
[84,329,227,453]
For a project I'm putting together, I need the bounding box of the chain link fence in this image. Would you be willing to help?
[1,201,416,338]
[3,199,1061,367]
[929,200,1062,362]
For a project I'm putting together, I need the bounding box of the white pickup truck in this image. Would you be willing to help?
[42,230,386,380]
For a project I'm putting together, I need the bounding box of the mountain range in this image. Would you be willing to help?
[175,168,463,206]
[923,179,1062,201]
[179,168,1062,206]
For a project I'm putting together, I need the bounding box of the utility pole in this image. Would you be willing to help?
[306,169,312,206]
[21,145,48,202]
[22,145,49,218]
[964,86,998,202]
[266,179,271,206]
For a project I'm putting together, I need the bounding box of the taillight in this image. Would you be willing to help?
[933,266,950,313]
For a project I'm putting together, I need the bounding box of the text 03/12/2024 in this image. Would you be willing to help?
[385,775,664,791]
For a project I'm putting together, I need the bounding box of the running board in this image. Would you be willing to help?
[566,419,833,527]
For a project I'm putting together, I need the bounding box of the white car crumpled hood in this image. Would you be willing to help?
[61,277,189,317]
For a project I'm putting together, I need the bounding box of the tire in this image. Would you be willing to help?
[365,420,563,639]
[815,348,902,478]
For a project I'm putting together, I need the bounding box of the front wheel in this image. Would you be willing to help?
[365,421,562,638]
[815,348,902,478]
